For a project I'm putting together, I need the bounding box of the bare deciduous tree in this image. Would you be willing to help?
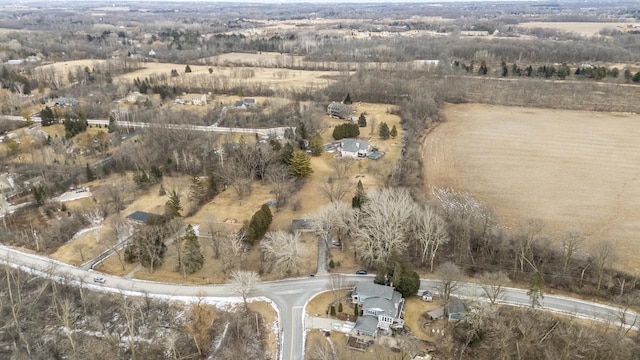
[261,231,305,276]
[477,271,510,305]
[593,241,617,291]
[319,178,350,203]
[354,188,420,268]
[515,218,545,273]
[413,205,449,272]
[229,269,259,310]
[435,261,464,324]
[561,230,583,278]
[220,227,246,274]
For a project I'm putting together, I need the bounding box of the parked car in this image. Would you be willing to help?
[355,270,368,275]
[93,276,106,284]
[421,290,433,302]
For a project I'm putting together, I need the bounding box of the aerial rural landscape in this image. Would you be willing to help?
[1,0,640,359]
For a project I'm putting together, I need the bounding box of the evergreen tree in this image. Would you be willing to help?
[33,185,46,205]
[188,174,206,205]
[280,142,294,165]
[309,133,324,156]
[390,124,398,138]
[478,61,488,75]
[165,190,182,218]
[40,106,56,127]
[178,224,204,276]
[289,150,313,178]
[332,123,360,140]
[149,165,163,183]
[247,204,273,244]
[501,61,508,77]
[298,122,308,140]
[632,71,640,83]
[527,271,545,308]
[185,65,192,73]
[624,69,633,81]
[343,93,352,105]
[107,115,117,133]
[379,122,390,140]
[358,113,367,127]
[86,163,96,181]
[351,180,367,209]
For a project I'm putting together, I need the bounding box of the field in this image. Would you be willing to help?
[425,103,640,274]
[517,21,635,36]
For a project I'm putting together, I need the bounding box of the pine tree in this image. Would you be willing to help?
[343,93,352,105]
[390,124,398,138]
[379,122,390,140]
[527,271,545,308]
[188,174,206,205]
[86,163,95,181]
[247,204,273,244]
[107,115,117,133]
[478,60,488,75]
[351,180,367,209]
[358,113,367,127]
[178,224,204,276]
[309,133,323,156]
[165,190,182,218]
[185,65,192,73]
[289,150,313,178]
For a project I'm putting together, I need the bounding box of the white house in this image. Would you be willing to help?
[340,138,369,158]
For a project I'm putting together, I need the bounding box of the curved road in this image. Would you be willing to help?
[0,245,637,360]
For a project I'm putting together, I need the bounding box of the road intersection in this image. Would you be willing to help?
[0,244,637,360]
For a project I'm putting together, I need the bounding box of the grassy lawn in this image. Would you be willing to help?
[306,289,351,318]
[403,297,441,342]
[305,330,414,360]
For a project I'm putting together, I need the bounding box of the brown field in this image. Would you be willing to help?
[112,62,340,92]
[425,103,640,274]
[517,21,635,36]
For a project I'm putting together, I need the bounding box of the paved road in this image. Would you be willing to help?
[1,115,292,138]
[0,244,637,360]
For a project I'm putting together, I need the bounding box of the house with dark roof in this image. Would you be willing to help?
[126,211,163,225]
[327,102,354,119]
[352,282,405,336]
[340,138,370,158]
[291,219,312,230]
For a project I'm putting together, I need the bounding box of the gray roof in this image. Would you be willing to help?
[327,102,353,118]
[126,211,150,224]
[291,219,312,229]
[427,307,444,320]
[354,283,395,301]
[362,297,396,317]
[450,298,466,315]
[354,316,378,335]
[234,101,245,107]
[341,138,369,153]
[243,98,256,104]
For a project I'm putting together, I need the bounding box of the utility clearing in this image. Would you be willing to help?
[425,103,640,274]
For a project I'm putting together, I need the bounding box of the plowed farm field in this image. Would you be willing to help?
[425,103,640,273]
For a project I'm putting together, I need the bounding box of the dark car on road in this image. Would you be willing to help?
[355,270,367,275]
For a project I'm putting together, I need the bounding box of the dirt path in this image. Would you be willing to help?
[424,103,640,273]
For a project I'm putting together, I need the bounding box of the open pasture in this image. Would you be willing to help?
[425,103,640,273]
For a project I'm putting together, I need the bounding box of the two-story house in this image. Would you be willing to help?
[352,282,405,337]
